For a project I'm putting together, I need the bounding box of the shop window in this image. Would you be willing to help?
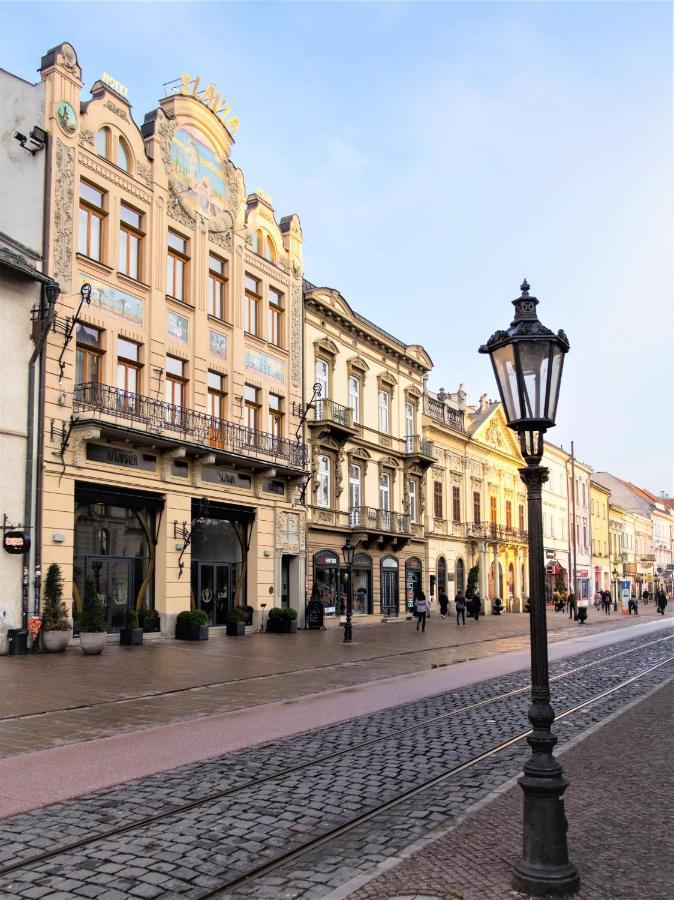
[378,389,390,434]
[317,455,331,508]
[119,204,143,280]
[118,137,130,172]
[167,230,189,302]
[267,287,284,347]
[268,393,283,438]
[433,482,443,519]
[452,485,461,523]
[208,254,228,320]
[78,181,106,261]
[191,517,246,625]
[244,273,261,336]
[352,553,373,615]
[95,127,110,159]
[313,550,340,615]
[75,324,103,386]
[348,375,360,424]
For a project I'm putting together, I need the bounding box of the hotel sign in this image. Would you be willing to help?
[101,72,129,100]
[180,73,240,133]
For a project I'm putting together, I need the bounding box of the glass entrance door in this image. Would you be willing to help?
[281,555,290,609]
[196,563,230,625]
[381,560,399,617]
[87,557,133,632]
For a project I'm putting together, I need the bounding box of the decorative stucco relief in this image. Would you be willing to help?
[53,139,75,293]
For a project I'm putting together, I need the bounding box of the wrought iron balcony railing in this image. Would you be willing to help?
[349,506,411,535]
[312,398,354,429]
[423,394,466,432]
[467,521,528,544]
[404,435,435,457]
[74,382,308,469]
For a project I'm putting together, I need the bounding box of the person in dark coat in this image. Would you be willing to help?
[656,590,668,615]
[471,591,481,621]
[455,590,466,626]
[438,589,449,619]
[567,592,577,620]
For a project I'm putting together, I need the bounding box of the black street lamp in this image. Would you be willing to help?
[480,280,579,896]
[341,537,355,643]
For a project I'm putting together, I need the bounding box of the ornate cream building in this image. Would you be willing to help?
[36,44,308,634]
[303,282,433,618]
[423,390,529,613]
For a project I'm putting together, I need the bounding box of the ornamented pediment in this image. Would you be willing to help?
[377,370,397,389]
[314,336,339,358]
[347,355,370,374]
[474,407,522,460]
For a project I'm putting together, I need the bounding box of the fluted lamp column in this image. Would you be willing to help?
[479,280,579,896]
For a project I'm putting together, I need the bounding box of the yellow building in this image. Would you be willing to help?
[38,45,308,634]
[423,391,529,612]
[590,479,611,594]
[303,283,433,618]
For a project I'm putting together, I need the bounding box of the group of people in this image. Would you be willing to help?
[413,588,481,631]
[592,590,616,615]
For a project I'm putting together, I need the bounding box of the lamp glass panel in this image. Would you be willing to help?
[546,344,564,423]
[517,340,552,421]
[491,344,520,423]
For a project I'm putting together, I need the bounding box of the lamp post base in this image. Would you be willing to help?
[343,622,352,643]
[513,859,580,897]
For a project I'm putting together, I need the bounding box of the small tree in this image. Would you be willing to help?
[80,576,105,633]
[42,563,71,632]
[465,563,479,599]
[555,570,567,595]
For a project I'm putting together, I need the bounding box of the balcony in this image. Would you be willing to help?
[467,521,528,544]
[73,382,308,473]
[349,506,416,550]
[308,399,356,443]
[423,394,466,432]
[403,435,435,469]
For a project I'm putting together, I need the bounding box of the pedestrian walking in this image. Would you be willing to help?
[438,589,449,619]
[455,590,466,627]
[602,591,611,615]
[641,590,649,606]
[568,591,577,620]
[594,590,602,610]
[628,595,639,615]
[415,590,429,632]
[656,590,668,615]
[471,591,481,621]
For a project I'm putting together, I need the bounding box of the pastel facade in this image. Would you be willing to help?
[590,480,611,594]
[35,44,308,635]
[541,442,571,599]
[568,455,592,598]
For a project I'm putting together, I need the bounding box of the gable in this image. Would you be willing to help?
[473,407,522,461]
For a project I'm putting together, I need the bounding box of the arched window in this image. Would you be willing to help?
[255,229,263,255]
[437,557,447,593]
[455,558,465,592]
[265,236,276,262]
[118,137,130,172]
[95,127,110,159]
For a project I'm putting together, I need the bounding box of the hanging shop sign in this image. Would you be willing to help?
[180,74,240,132]
[3,530,30,555]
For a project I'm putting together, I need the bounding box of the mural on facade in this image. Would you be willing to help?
[168,312,189,344]
[209,329,228,359]
[245,349,285,383]
[170,125,227,223]
[80,275,143,324]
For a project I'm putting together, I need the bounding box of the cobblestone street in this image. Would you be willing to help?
[0,625,670,899]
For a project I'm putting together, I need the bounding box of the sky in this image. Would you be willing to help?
[1,1,672,494]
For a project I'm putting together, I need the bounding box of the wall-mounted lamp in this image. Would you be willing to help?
[14,126,48,156]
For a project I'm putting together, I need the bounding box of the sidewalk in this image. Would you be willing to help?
[348,676,674,900]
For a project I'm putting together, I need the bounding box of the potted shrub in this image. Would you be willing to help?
[225,606,247,637]
[41,563,72,653]
[491,597,504,616]
[79,576,106,655]
[139,607,160,633]
[120,609,144,646]
[267,607,298,634]
[175,609,209,641]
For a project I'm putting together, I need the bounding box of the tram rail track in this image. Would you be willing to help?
[0,633,671,887]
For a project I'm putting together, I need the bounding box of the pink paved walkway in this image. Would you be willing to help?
[0,618,670,820]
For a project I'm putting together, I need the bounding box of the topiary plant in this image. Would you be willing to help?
[42,563,71,632]
[267,607,283,620]
[226,606,247,624]
[177,609,209,627]
[279,607,298,620]
[123,609,139,629]
[465,563,479,600]
[80,576,105,633]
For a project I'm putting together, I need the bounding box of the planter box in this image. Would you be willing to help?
[80,632,105,655]
[42,630,72,653]
[226,621,246,637]
[120,627,144,646]
[175,622,209,641]
[267,618,298,634]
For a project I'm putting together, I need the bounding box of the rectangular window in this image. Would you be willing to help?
[380,473,391,526]
[408,478,418,524]
[165,355,186,409]
[317,455,330,508]
[267,287,284,347]
[490,495,497,525]
[505,500,512,530]
[208,254,227,320]
[348,375,360,423]
[473,491,481,523]
[78,181,105,261]
[119,204,143,279]
[405,402,414,449]
[378,390,389,434]
[167,231,188,302]
[244,384,259,433]
[244,273,261,336]
[452,485,461,523]
[117,338,141,395]
[268,392,283,438]
[75,325,103,385]
[519,504,525,532]
[207,370,226,421]
[433,482,443,519]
